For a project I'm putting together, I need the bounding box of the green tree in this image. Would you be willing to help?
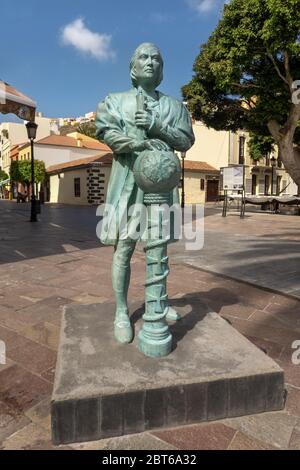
[182,0,300,185]
[76,122,97,139]
[10,160,46,193]
[0,170,9,182]
[248,134,275,161]
[59,124,76,136]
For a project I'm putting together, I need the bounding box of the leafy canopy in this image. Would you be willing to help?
[182,0,300,142]
[10,160,46,184]
[0,170,9,182]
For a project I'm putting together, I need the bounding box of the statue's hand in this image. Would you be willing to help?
[130,140,152,152]
[130,139,169,153]
[148,139,170,151]
[135,110,152,130]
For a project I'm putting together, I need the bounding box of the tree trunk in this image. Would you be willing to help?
[278,137,300,188]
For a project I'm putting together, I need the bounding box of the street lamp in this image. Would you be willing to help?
[270,155,276,195]
[180,151,186,209]
[26,121,38,222]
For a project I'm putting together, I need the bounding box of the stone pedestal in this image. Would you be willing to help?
[51,300,285,445]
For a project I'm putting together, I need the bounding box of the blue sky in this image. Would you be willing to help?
[1,0,227,121]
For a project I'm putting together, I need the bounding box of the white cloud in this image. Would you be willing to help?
[61,18,115,61]
[186,0,228,14]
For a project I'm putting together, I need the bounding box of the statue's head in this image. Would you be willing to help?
[130,43,163,89]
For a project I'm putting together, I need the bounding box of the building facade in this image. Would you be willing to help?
[0,116,54,174]
[184,122,299,202]
[47,154,112,205]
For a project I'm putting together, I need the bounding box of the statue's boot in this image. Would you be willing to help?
[114,308,133,344]
[166,306,181,322]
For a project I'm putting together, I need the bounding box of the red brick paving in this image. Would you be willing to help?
[152,423,237,450]
[0,208,299,449]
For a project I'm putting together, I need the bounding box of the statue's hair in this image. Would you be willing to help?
[130,43,164,88]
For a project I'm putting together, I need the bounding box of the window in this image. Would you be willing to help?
[239,136,245,165]
[74,177,81,197]
[200,179,205,191]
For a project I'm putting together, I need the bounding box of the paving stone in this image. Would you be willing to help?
[0,412,30,444]
[288,421,300,450]
[0,306,30,332]
[25,397,51,431]
[69,293,108,305]
[285,386,300,417]
[219,304,256,319]
[244,335,283,360]
[45,271,92,288]
[1,202,300,450]
[41,366,56,383]
[8,337,57,375]
[153,423,236,450]
[227,317,298,348]
[70,432,177,450]
[0,287,41,310]
[22,266,63,283]
[16,322,60,351]
[249,309,300,332]
[0,358,15,374]
[0,364,52,413]
[224,411,298,449]
[227,431,276,450]
[276,359,300,388]
[0,423,51,450]
[15,296,73,325]
[0,400,26,430]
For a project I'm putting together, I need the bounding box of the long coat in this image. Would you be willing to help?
[95,88,195,245]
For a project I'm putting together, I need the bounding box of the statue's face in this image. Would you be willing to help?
[133,45,162,87]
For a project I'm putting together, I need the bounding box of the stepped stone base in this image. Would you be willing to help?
[51,300,285,445]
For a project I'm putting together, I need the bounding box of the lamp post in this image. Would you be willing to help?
[180,151,186,209]
[270,155,276,195]
[26,121,38,222]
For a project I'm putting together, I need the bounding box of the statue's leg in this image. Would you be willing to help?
[112,239,136,343]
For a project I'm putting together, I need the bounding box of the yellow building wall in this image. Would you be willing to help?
[186,122,230,170]
[179,172,206,204]
[66,132,98,143]
[19,144,31,161]
[50,169,88,205]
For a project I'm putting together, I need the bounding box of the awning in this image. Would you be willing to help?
[0,80,36,121]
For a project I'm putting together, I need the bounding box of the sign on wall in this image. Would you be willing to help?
[221,165,245,190]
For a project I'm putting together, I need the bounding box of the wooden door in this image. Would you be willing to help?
[206,180,219,202]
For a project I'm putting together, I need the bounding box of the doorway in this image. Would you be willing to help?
[264,175,270,195]
[252,174,257,195]
[276,176,282,195]
[206,179,219,202]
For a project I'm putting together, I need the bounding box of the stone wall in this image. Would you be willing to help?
[87,163,109,205]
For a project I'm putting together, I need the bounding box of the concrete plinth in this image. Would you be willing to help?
[51,300,285,445]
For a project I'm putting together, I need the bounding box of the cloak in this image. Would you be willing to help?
[96,88,195,245]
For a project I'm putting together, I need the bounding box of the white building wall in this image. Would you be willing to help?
[34,145,108,169]
[0,118,52,172]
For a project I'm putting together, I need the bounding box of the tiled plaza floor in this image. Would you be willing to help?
[0,201,299,450]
